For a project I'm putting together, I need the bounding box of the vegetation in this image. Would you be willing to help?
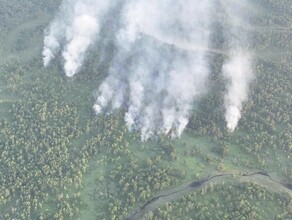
[144,180,292,220]
[0,0,291,219]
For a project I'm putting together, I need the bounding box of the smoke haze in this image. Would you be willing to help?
[43,0,254,139]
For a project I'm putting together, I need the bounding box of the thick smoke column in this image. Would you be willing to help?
[223,51,253,132]
[43,0,113,77]
[93,0,213,140]
[222,0,254,132]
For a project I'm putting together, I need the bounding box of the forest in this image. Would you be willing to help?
[0,0,291,219]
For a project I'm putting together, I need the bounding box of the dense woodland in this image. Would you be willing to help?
[0,0,291,219]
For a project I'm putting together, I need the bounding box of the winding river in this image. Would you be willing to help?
[125,171,292,220]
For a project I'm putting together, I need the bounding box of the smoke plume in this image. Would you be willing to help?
[222,0,254,132]
[93,0,213,140]
[43,0,113,77]
[43,0,255,139]
[223,51,253,132]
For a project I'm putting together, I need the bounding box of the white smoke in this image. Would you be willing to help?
[43,0,255,139]
[93,0,213,140]
[43,0,113,77]
[223,51,253,132]
[222,0,254,132]
[43,0,70,67]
